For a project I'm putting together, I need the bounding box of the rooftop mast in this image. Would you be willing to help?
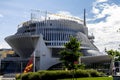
[84,9,86,26]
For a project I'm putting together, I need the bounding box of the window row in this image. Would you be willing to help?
[45,42,66,46]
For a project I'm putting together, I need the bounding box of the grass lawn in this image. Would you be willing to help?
[59,77,113,80]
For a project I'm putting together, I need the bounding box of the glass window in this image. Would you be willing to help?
[50,23,52,26]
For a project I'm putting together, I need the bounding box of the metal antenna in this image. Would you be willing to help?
[84,9,86,26]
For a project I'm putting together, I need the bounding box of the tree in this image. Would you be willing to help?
[59,37,82,70]
[106,49,120,75]
[106,49,120,61]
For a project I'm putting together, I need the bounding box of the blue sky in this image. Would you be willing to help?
[0,0,120,52]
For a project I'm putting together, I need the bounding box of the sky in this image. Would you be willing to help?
[0,0,120,52]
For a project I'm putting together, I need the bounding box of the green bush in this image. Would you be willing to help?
[21,73,30,80]
[75,70,90,78]
[15,74,21,79]
[40,70,72,80]
[28,72,40,80]
[87,69,101,77]
[17,70,104,80]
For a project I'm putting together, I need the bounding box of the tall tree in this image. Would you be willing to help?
[107,49,120,61]
[60,37,82,70]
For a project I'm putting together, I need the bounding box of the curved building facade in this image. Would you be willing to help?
[5,15,104,70]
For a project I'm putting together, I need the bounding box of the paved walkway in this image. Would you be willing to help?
[1,77,16,80]
[0,74,16,80]
[0,76,3,80]
[0,76,16,80]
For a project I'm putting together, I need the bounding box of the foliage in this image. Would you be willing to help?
[76,63,85,69]
[15,73,21,79]
[16,70,103,80]
[87,69,102,77]
[59,77,113,80]
[16,72,40,80]
[21,73,30,80]
[59,37,82,70]
[28,72,40,80]
[74,70,90,78]
[106,49,120,61]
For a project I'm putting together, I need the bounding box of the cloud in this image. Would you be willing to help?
[31,10,82,23]
[92,2,110,19]
[0,41,10,49]
[0,14,3,18]
[96,0,108,3]
[47,11,73,20]
[88,0,120,51]
[57,11,72,16]
[50,11,81,21]
[92,7,100,14]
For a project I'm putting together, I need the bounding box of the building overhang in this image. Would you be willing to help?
[81,55,112,64]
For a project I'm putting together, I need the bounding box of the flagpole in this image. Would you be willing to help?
[33,51,35,72]
[20,58,23,80]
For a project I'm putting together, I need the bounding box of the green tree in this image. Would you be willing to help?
[59,37,82,70]
[107,49,120,61]
[106,49,120,74]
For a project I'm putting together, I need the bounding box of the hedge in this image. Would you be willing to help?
[16,69,103,80]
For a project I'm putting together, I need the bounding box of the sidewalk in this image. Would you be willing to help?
[1,74,16,80]
[0,76,3,80]
[2,77,16,80]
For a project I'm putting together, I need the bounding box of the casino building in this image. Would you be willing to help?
[1,10,111,73]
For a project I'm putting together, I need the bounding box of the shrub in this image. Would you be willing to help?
[21,72,43,80]
[87,69,101,77]
[75,70,90,78]
[21,73,30,80]
[28,72,40,80]
[17,70,104,80]
[40,70,72,80]
[15,73,21,79]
